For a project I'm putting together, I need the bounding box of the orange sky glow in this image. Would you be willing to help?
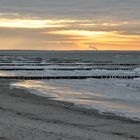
[0,18,139,50]
[0,0,140,50]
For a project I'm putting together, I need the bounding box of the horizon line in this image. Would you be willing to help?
[0,50,140,52]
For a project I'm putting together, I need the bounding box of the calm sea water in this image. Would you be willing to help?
[0,50,140,63]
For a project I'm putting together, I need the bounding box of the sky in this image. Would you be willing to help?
[0,0,140,50]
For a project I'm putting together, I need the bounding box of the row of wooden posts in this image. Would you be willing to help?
[0,68,135,71]
[0,68,44,71]
[0,75,139,80]
[0,63,139,66]
[49,67,135,71]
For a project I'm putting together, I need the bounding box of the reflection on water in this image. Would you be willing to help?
[11,79,140,120]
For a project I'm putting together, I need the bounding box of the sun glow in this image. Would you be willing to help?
[48,30,107,37]
[47,29,140,50]
[48,29,139,43]
[0,18,69,28]
[0,15,139,50]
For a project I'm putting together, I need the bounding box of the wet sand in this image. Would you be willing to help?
[0,79,140,140]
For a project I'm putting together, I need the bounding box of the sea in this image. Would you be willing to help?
[0,50,140,120]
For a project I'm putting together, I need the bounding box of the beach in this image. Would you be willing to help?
[0,0,140,138]
[0,79,139,140]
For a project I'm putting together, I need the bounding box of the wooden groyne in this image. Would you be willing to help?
[52,63,140,66]
[49,67,135,71]
[0,75,139,80]
[0,63,139,66]
[0,68,44,71]
[0,67,135,71]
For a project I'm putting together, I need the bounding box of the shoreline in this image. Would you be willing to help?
[0,79,140,140]
[11,79,140,123]
[11,82,140,123]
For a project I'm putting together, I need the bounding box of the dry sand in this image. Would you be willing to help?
[0,79,140,140]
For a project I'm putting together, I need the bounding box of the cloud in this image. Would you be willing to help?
[0,18,69,28]
[0,0,140,50]
[0,0,140,20]
[47,30,107,37]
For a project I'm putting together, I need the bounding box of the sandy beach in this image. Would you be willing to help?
[0,79,140,140]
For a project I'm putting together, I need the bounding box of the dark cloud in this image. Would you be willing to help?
[0,0,140,20]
